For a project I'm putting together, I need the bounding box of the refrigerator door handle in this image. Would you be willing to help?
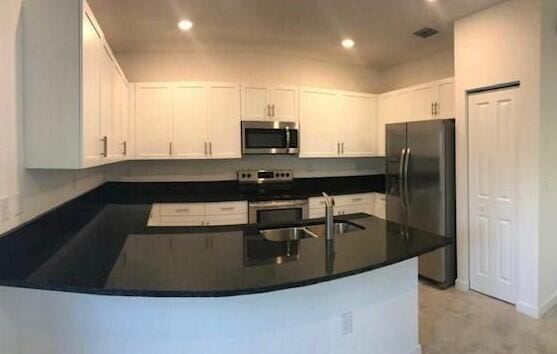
[399,148,407,208]
[404,148,412,207]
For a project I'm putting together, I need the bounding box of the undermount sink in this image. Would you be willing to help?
[305,221,365,236]
[259,222,364,242]
[259,227,319,242]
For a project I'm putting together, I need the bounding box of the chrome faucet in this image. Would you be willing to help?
[322,193,335,240]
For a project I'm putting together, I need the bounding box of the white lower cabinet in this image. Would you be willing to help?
[149,201,248,227]
[308,193,384,219]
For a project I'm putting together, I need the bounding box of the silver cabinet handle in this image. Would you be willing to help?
[174,208,190,213]
[337,142,340,155]
[404,148,411,207]
[341,142,344,155]
[272,104,276,117]
[351,198,363,202]
[204,142,208,155]
[436,102,440,115]
[123,141,127,156]
[209,142,212,155]
[220,207,235,211]
[431,102,435,116]
[267,104,271,118]
[399,148,407,208]
[169,142,173,156]
[101,136,108,157]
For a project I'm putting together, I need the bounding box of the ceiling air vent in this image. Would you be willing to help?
[413,27,439,38]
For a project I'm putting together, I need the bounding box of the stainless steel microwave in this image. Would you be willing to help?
[241,121,299,155]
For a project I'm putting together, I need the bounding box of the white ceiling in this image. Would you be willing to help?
[88,0,507,70]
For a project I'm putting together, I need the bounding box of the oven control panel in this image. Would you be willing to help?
[238,170,294,184]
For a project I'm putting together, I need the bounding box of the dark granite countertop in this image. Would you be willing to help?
[0,175,452,297]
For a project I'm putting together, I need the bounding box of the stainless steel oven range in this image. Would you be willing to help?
[238,170,309,224]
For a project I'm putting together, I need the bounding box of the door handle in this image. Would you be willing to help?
[101,136,108,158]
[404,148,411,208]
[399,148,407,208]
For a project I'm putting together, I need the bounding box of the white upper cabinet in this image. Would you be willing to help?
[300,87,378,158]
[241,84,298,122]
[23,0,129,169]
[339,92,377,157]
[172,83,209,159]
[207,83,242,159]
[437,78,455,119]
[377,77,455,156]
[135,84,173,159]
[133,82,241,160]
[299,88,341,158]
[411,84,438,121]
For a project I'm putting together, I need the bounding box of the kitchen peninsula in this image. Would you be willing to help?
[0,178,452,354]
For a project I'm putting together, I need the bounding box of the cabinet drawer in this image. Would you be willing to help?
[205,214,248,226]
[159,203,205,216]
[336,205,374,216]
[205,201,247,216]
[151,215,205,227]
[334,193,374,206]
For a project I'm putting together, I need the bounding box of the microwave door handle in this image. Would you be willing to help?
[285,126,291,150]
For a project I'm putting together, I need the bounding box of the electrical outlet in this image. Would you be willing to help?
[0,198,9,224]
[341,312,353,335]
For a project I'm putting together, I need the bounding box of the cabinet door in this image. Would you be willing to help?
[135,84,172,158]
[208,83,241,159]
[339,93,377,157]
[99,45,114,160]
[299,88,340,158]
[241,84,270,121]
[393,90,412,123]
[82,11,102,165]
[121,79,129,158]
[110,67,124,159]
[437,79,455,119]
[270,85,298,122]
[411,85,438,121]
[173,83,209,159]
[377,93,395,156]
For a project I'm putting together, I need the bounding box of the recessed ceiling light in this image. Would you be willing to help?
[342,39,355,49]
[426,0,437,3]
[178,20,194,31]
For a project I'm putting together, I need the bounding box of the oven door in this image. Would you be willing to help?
[242,121,299,155]
[248,200,308,224]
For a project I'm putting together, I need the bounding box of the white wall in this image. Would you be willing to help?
[0,0,107,237]
[379,49,455,92]
[454,0,542,316]
[117,51,382,93]
[538,0,557,316]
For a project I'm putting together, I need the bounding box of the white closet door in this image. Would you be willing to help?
[135,84,172,158]
[469,87,518,304]
[173,83,209,159]
[208,83,241,159]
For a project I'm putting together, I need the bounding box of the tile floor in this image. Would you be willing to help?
[420,283,557,354]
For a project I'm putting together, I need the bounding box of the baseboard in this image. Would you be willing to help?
[455,278,469,291]
[516,290,557,319]
[408,345,422,354]
[516,301,541,319]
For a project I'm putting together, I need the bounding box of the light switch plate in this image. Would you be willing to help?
[0,197,9,224]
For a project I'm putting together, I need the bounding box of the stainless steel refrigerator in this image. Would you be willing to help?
[386,119,456,288]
